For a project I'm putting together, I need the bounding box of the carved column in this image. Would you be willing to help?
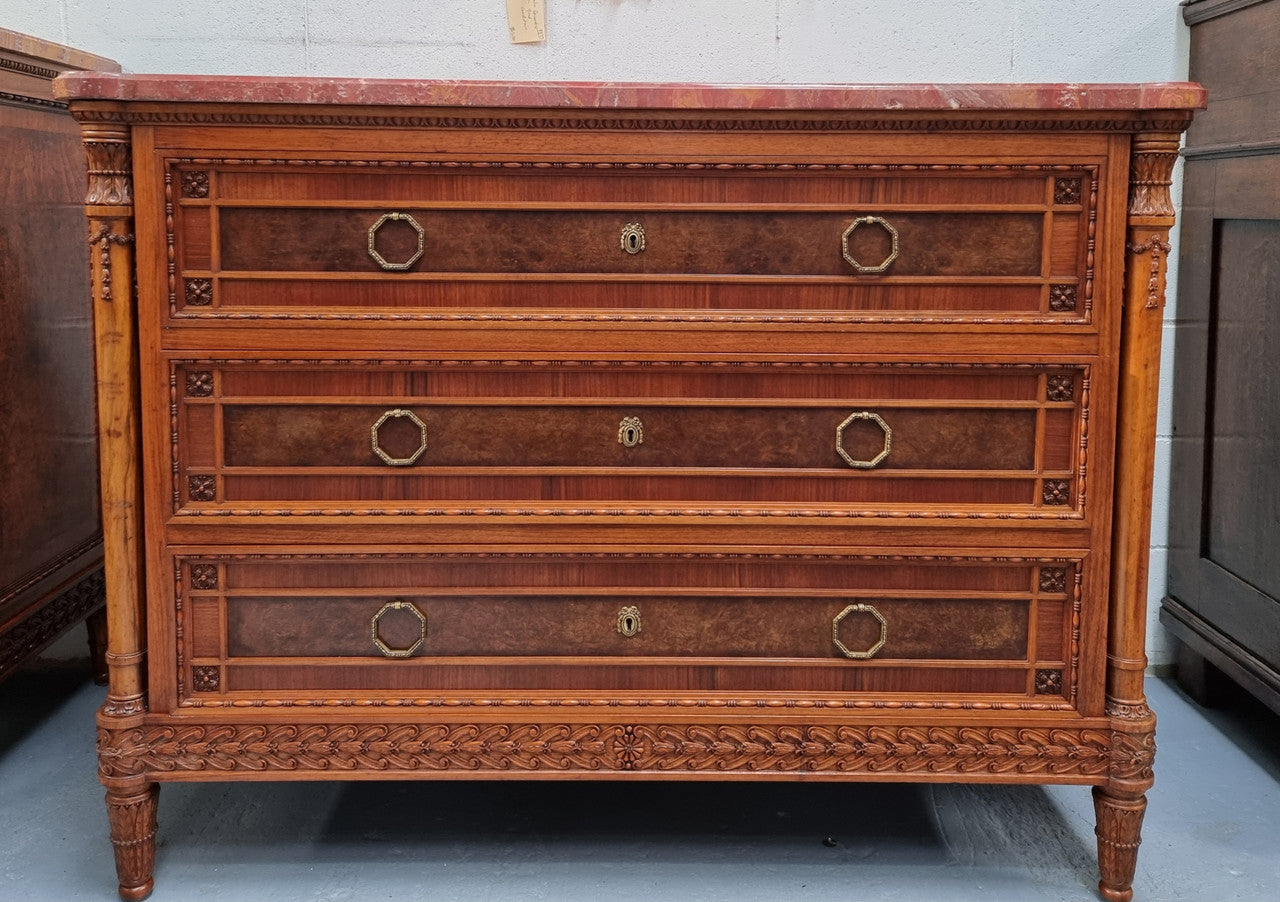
[80,117,157,902]
[1096,130,1184,902]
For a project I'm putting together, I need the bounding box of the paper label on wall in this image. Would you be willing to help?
[506,0,546,44]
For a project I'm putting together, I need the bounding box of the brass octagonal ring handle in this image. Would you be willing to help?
[367,212,425,271]
[835,411,892,469]
[832,603,888,659]
[841,215,899,274]
[371,408,428,466]
[371,600,427,658]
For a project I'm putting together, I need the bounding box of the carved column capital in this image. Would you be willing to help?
[1127,132,1182,220]
[82,123,133,208]
[1120,131,1183,312]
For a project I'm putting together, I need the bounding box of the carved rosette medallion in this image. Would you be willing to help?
[1054,177,1082,205]
[1039,568,1068,593]
[1042,480,1070,505]
[189,564,219,590]
[615,726,642,768]
[184,371,213,397]
[191,666,221,692]
[1035,669,1064,695]
[187,476,216,502]
[180,170,210,198]
[1049,284,1078,312]
[184,278,213,306]
[1046,375,1074,402]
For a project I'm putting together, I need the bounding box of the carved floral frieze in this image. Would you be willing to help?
[97,721,1151,780]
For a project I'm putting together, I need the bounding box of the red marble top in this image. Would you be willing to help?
[52,74,1206,111]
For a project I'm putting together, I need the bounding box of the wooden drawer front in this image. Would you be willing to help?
[169,161,1096,322]
[173,360,1088,516]
[225,595,1029,660]
[219,208,1044,276]
[175,552,1082,707]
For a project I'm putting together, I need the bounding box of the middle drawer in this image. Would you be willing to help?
[171,358,1088,516]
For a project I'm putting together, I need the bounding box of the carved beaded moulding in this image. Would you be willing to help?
[68,106,1199,135]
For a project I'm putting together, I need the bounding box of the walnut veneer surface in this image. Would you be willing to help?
[0,29,117,684]
[52,74,1204,902]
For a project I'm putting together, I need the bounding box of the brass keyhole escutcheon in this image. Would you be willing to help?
[616,605,642,638]
[618,416,644,448]
[620,222,646,255]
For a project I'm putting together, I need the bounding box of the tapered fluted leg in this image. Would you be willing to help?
[106,783,158,901]
[1093,786,1146,902]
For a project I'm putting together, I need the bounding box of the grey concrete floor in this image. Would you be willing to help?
[3,653,1279,902]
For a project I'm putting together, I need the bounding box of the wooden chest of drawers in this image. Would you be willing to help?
[55,75,1203,902]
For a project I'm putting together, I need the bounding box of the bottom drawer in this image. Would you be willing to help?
[170,550,1084,709]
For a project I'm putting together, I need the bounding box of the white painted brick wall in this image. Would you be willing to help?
[4,1,1189,84]
[1,0,1193,667]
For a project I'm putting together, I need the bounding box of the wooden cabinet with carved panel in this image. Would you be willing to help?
[1162,0,1280,715]
[53,75,1203,902]
[0,29,117,684]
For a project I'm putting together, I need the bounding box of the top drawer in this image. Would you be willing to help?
[166,160,1098,325]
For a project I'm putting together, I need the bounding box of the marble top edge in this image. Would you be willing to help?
[0,28,120,73]
[52,74,1207,111]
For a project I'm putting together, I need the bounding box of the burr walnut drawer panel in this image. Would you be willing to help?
[175,552,1081,705]
[169,162,1096,321]
[172,360,1088,515]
